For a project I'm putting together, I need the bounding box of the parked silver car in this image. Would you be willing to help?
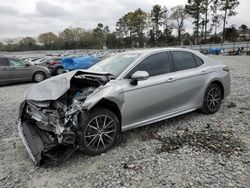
[17,48,230,165]
[0,57,51,84]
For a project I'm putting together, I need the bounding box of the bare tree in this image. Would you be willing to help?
[210,0,222,35]
[220,0,240,42]
[170,5,189,45]
[202,0,215,40]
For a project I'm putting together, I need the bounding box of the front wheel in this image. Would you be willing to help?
[33,72,46,83]
[81,108,120,155]
[201,83,222,114]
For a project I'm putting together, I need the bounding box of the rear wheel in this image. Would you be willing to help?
[81,108,120,155]
[201,83,222,114]
[33,72,46,83]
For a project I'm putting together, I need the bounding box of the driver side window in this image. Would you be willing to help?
[125,52,172,78]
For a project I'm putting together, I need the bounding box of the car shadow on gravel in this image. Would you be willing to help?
[118,111,200,146]
[118,110,246,158]
[139,126,246,157]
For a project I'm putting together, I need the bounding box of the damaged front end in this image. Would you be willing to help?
[17,70,114,165]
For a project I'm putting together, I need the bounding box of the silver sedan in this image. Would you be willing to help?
[17,48,230,165]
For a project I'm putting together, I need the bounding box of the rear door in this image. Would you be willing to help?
[8,58,32,82]
[170,51,206,109]
[0,58,10,84]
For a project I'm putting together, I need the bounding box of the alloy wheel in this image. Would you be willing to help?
[207,87,221,111]
[84,115,117,152]
[34,73,45,82]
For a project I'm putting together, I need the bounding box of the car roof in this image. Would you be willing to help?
[122,47,211,62]
[123,47,198,56]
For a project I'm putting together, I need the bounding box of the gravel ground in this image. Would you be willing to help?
[0,55,249,188]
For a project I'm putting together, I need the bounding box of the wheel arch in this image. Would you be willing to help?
[209,80,225,99]
[91,98,122,126]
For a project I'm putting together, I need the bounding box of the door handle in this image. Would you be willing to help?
[166,77,175,83]
[200,70,207,75]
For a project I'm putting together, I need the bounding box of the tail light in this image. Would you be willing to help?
[223,66,230,72]
[49,61,59,65]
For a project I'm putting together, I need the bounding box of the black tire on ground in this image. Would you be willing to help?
[81,108,120,155]
[201,83,222,114]
[33,72,46,83]
[56,67,64,75]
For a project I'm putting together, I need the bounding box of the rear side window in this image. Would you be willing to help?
[9,58,27,67]
[0,58,9,66]
[194,55,204,67]
[171,51,196,71]
[126,52,172,78]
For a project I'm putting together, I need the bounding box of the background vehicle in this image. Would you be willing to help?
[18,48,230,165]
[61,55,100,71]
[0,56,51,85]
[32,57,64,75]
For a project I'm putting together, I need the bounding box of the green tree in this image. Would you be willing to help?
[185,0,203,44]
[93,23,110,49]
[210,0,222,35]
[59,28,77,49]
[150,5,167,45]
[147,29,156,47]
[239,24,248,39]
[220,0,240,42]
[3,38,19,51]
[116,9,148,48]
[182,32,192,45]
[129,8,148,47]
[116,17,129,38]
[38,32,58,49]
[201,0,215,40]
[106,32,120,49]
[224,25,238,42]
[208,34,221,43]
[18,37,37,50]
[0,41,4,51]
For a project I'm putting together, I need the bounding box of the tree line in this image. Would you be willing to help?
[1,0,248,52]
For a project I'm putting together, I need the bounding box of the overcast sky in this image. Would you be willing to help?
[0,0,249,40]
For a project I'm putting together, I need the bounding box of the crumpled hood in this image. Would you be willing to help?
[26,69,112,101]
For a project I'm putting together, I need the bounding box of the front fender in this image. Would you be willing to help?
[82,82,125,111]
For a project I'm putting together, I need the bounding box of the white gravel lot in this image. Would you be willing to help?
[0,55,249,188]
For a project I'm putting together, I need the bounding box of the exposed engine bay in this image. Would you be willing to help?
[17,70,115,165]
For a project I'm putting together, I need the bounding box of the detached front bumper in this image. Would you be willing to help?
[17,120,76,166]
[17,121,38,164]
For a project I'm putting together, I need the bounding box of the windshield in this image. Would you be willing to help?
[89,53,141,77]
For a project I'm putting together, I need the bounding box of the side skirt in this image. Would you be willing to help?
[121,106,199,132]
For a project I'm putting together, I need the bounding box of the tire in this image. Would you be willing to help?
[81,108,120,155]
[56,67,64,75]
[201,83,222,114]
[33,72,46,83]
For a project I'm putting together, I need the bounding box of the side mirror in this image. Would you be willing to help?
[130,71,149,85]
[25,63,31,67]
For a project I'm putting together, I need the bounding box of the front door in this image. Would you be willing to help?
[120,51,177,129]
[8,58,32,82]
[0,58,10,84]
